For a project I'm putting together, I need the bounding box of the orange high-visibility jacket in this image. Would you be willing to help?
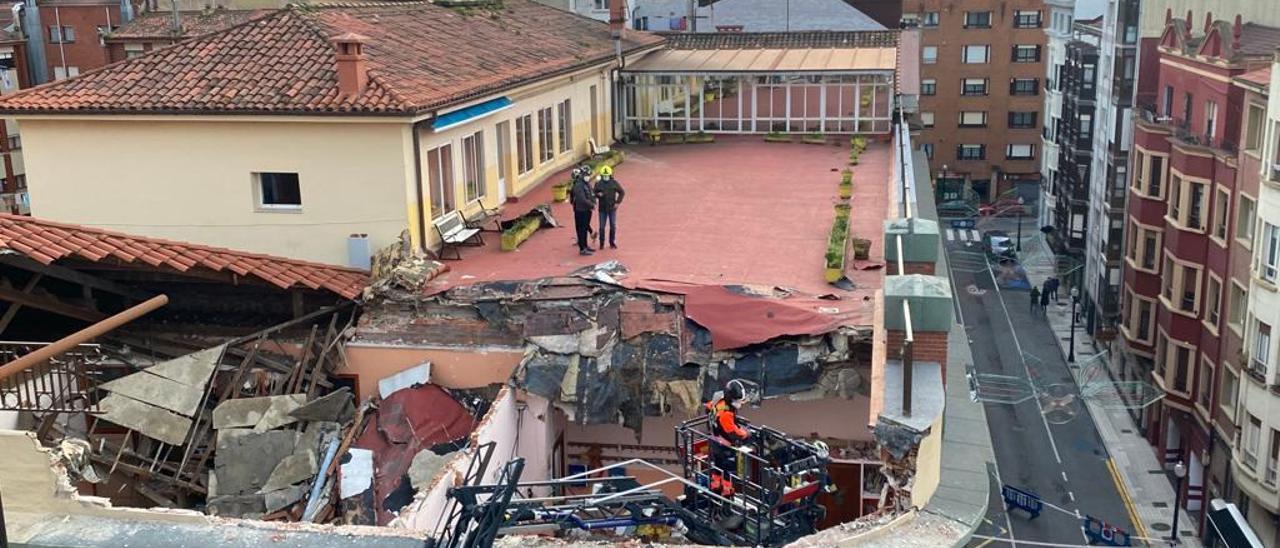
[706,398,749,441]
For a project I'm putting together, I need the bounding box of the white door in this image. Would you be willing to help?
[496,120,511,203]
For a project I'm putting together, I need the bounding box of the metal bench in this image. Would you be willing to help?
[433,210,483,260]
[463,199,504,233]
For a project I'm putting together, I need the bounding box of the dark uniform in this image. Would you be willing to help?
[569,173,596,255]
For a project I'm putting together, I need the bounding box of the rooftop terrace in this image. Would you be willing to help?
[423,136,889,326]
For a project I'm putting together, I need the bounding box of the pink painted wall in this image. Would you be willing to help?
[341,344,523,401]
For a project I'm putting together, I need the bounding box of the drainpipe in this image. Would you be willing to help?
[20,0,47,84]
[52,6,66,78]
[411,119,429,255]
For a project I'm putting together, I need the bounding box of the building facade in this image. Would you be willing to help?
[908,0,1047,202]
[537,0,899,32]
[1049,25,1098,260]
[1120,14,1280,536]
[1079,0,1138,338]
[1037,0,1074,228]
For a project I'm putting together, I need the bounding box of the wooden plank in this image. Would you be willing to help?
[0,273,42,334]
[0,278,105,322]
[0,255,152,300]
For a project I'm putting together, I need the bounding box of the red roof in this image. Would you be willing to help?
[105,9,275,40]
[0,214,367,299]
[0,1,663,116]
[1237,66,1272,88]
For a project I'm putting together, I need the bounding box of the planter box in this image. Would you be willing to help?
[663,133,687,144]
[552,184,569,203]
[764,134,791,143]
[838,184,852,200]
[501,218,542,251]
[687,133,715,144]
[802,135,827,145]
[824,266,843,283]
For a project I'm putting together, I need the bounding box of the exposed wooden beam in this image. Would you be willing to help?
[0,254,153,300]
[0,278,106,322]
[0,273,42,334]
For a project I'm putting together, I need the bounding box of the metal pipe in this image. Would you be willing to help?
[902,300,914,416]
[0,295,167,383]
[896,234,905,275]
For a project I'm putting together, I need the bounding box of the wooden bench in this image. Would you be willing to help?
[587,137,611,156]
[432,210,483,260]
[463,198,504,233]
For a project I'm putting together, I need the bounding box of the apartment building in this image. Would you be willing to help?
[1037,0,1074,228]
[1079,0,1138,339]
[18,0,135,84]
[1120,13,1280,536]
[1048,22,1098,260]
[536,0,901,31]
[908,0,1047,203]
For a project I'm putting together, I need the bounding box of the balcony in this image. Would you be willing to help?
[1268,459,1278,486]
[1174,124,1237,154]
[1244,451,1258,471]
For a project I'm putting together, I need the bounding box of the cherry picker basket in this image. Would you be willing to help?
[674,415,831,546]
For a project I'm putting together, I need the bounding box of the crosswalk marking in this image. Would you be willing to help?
[946,229,983,242]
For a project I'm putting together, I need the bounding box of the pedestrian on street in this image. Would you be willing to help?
[1046,276,1060,302]
[1039,284,1051,312]
[569,168,597,256]
[1029,286,1041,314]
[594,165,625,250]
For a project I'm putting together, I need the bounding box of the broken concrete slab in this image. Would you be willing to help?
[98,371,204,417]
[97,394,192,445]
[290,388,354,424]
[144,344,225,388]
[212,394,305,431]
[259,451,318,493]
[296,421,341,457]
[407,448,454,491]
[206,494,266,518]
[263,484,309,514]
[377,364,430,399]
[253,394,307,432]
[213,430,298,496]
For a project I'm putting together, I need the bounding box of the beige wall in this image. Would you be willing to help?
[413,67,614,249]
[909,415,943,508]
[18,118,412,266]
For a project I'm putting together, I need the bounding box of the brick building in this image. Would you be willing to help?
[21,0,134,83]
[906,0,1047,203]
[1120,12,1280,534]
[102,8,271,63]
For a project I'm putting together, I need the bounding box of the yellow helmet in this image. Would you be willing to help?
[598,165,613,177]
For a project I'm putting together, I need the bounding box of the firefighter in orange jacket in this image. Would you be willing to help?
[707,380,751,497]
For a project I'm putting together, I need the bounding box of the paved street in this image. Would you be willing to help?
[946,219,1137,546]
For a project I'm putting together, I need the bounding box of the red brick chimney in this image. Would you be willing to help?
[332,32,370,98]
[1234,15,1243,50]
[1204,12,1212,33]
[609,0,628,38]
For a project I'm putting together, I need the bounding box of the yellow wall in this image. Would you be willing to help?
[910,415,944,509]
[18,118,413,266]
[414,67,613,249]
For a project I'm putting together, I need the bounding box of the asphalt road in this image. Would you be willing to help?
[944,229,1137,547]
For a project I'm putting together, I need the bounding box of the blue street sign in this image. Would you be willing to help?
[951,218,976,229]
[1001,485,1043,519]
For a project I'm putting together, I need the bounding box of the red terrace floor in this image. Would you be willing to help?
[427,135,889,306]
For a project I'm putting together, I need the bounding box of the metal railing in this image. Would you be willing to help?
[0,341,105,413]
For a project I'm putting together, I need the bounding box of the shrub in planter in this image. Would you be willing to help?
[825,204,851,282]
[851,135,868,150]
[848,150,860,166]
[552,182,570,202]
[665,133,687,144]
[764,132,791,143]
[838,169,853,199]
[688,132,715,144]
[501,215,543,251]
[802,133,827,145]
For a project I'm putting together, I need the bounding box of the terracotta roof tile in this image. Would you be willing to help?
[106,8,275,40]
[0,214,367,299]
[0,1,663,116]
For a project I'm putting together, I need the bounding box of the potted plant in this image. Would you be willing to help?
[851,238,871,261]
[645,127,662,146]
[501,215,543,251]
[849,149,860,166]
[802,132,827,145]
[825,204,851,283]
[688,131,715,144]
[851,135,868,152]
[825,246,844,282]
[839,170,853,199]
[764,131,791,143]
[553,181,570,202]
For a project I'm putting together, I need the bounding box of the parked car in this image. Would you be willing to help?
[938,200,977,218]
[984,230,1016,258]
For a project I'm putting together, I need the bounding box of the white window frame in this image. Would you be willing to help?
[1006,143,1034,160]
[923,46,938,64]
[962,45,990,64]
[461,130,486,203]
[1261,221,1280,283]
[252,172,302,211]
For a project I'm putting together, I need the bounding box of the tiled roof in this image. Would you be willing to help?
[1238,23,1280,57]
[1236,66,1272,89]
[660,30,897,50]
[0,1,663,115]
[697,0,885,33]
[0,214,368,299]
[105,9,275,40]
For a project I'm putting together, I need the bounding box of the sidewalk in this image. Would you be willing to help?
[1020,241,1201,547]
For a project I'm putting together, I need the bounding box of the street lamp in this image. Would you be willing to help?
[1170,460,1187,545]
[1068,287,1079,363]
[1016,195,1026,252]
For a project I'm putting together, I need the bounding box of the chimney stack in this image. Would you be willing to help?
[1234,15,1243,50]
[1204,12,1212,33]
[332,33,370,98]
[609,0,628,39]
